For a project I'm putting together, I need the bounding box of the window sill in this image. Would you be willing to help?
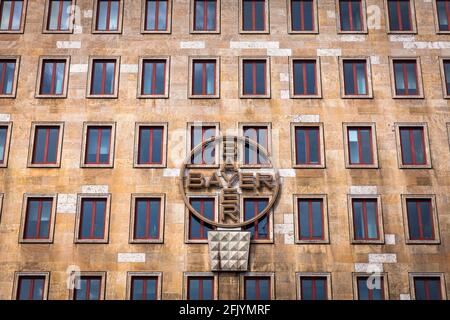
[293,164,326,169]
[42,29,74,34]
[295,239,329,244]
[346,164,379,169]
[188,94,220,99]
[291,94,322,99]
[337,30,368,35]
[240,164,272,169]
[133,163,167,169]
[288,30,319,34]
[86,94,118,99]
[239,30,270,34]
[141,30,172,34]
[92,30,122,35]
[387,30,417,34]
[27,164,61,168]
[250,239,274,244]
[81,163,114,169]
[19,239,53,244]
[351,239,385,245]
[0,30,24,34]
[129,239,164,244]
[137,94,169,99]
[35,94,67,99]
[0,94,16,99]
[405,239,440,245]
[240,95,271,99]
[75,239,109,244]
[190,30,220,34]
[185,239,209,244]
[436,30,450,35]
[342,94,373,99]
[392,95,424,99]
[186,164,220,169]
[399,164,432,169]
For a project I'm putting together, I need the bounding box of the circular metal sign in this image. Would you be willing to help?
[179,135,280,228]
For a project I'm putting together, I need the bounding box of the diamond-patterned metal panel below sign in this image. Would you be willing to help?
[208,231,251,271]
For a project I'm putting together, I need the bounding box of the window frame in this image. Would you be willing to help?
[287,0,319,34]
[188,56,220,99]
[289,57,322,99]
[339,57,373,98]
[74,193,112,243]
[92,0,123,34]
[240,272,275,300]
[394,123,431,169]
[129,193,165,244]
[433,0,450,34]
[0,0,27,34]
[347,194,384,244]
[239,0,269,34]
[35,56,70,98]
[0,56,20,98]
[439,57,450,98]
[183,272,218,300]
[389,57,424,98]
[127,272,162,300]
[240,195,274,243]
[447,123,450,151]
[184,194,218,244]
[409,273,447,300]
[68,271,106,300]
[238,122,272,168]
[342,123,378,168]
[42,0,76,34]
[140,0,172,34]
[27,122,64,168]
[186,122,220,169]
[137,56,170,99]
[0,193,3,223]
[19,194,57,244]
[290,122,326,169]
[352,272,389,300]
[239,57,271,99]
[0,121,12,168]
[384,0,417,34]
[190,0,221,34]
[293,194,329,244]
[12,271,50,300]
[133,122,168,168]
[80,122,116,168]
[296,272,332,300]
[86,56,120,99]
[336,0,367,34]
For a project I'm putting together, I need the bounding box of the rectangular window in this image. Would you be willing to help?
[189,198,215,240]
[406,199,434,241]
[352,199,379,241]
[138,126,164,165]
[297,198,324,241]
[95,0,120,31]
[78,198,107,240]
[293,60,317,96]
[356,276,385,300]
[343,60,368,96]
[90,59,116,96]
[393,60,419,96]
[413,277,443,300]
[39,60,66,96]
[85,126,112,165]
[193,0,217,31]
[241,0,266,32]
[190,125,216,165]
[387,0,413,32]
[23,198,53,240]
[442,59,450,96]
[290,0,315,32]
[192,60,216,96]
[347,127,373,165]
[244,198,269,241]
[243,125,268,165]
[46,0,72,31]
[144,0,168,32]
[74,276,102,300]
[141,59,166,96]
[0,59,16,95]
[399,127,426,165]
[31,126,60,165]
[16,276,45,300]
[294,126,320,165]
[300,277,328,300]
[244,277,271,300]
[0,125,9,165]
[187,277,214,300]
[339,0,364,32]
[133,198,161,240]
[436,0,450,31]
[242,60,267,96]
[130,276,158,300]
[0,0,24,31]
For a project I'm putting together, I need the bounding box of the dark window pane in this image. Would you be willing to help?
[193,62,204,95]
[357,277,383,300]
[243,126,268,165]
[437,1,450,31]
[108,1,119,30]
[242,60,266,95]
[0,0,23,30]
[41,62,54,94]
[255,61,266,94]
[188,279,200,299]
[146,0,167,31]
[293,61,316,95]
[206,1,216,30]
[254,1,265,31]
[301,277,327,300]
[295,128,306,164]
[344,62,355,95]
[365,200,378,239]
[394,62,405,95]
[355,62,367,94]
[0,127,7,162]
[301,279,313,300]
[154,62,165,94]
[80,199,106,239]
[407,199,434,240]
[18,277,45,300]
[93,200,106,238]
[412,128,425,164]
[99,128,111,163]
[75,277,101,300]
[194,0,204,30]
[360,128,372,164]
[92,62,103,94]
[258,278,270,299]
[104,62,115,94]
[244,199,269,240]
[243,62,253,94]
[146,0,156,30]
[341,1,363,31]
[419,200,433,239]
[388,0,411,31]
[97,1,108,30]
[48,1,72,31]
[135,200,147,238]
[243,1,253,31]
[444,61,450,94]
[415,278,442,300]
[400,128,412,164]
[0,61,15,94]
[142,62,154,95]
[311,200,323,238]
[348,129,359,164]
[142,60,165,95]
[24,199,52,239]
[340,1,351,30]
[399,0,411,31]
[189,198,214,239]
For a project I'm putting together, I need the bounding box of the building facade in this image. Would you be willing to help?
[0,0,449,300]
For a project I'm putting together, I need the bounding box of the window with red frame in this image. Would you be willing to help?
[343,60,368,95]
[443,60,450,95]
[78,198,107,240]
[414,277,443,300]
[23,198,53,240]
[436,1,450,31]
[339,0,363,31]
[290,0,314,31]
[189,198,215,240]
[142,59,166,96]
[130,276,158,300]
[32,126,60,165]
[0,126,8,164]
[191,126,216,165]
[357,276,384,300]
[47,0,72,31]
[0,0,23,31]
[194,0,217,31]
[95,0,119,31]
[297,199,324,241]
[85,126,112,165]
[244,277,270,300]
[39,60,66,95]
[192,60,216,96]
[0,59,15,95]
[393,60,419,96]
[244,198,269,240]
[138,126,164,165]
[387,0,412,31]
[243,126,268,165]
[187,277,214,300]
[293,60,317,95]
[300,277,328,300]
[347,127,373,165]
[242,0,265,31]
[74,276,102,300]
[352,199,379,241]
[295,126,320,165]
[16,276,45,300]
[406,199,435,240]
[399,127,426,165]
[243,60,266,95]
[90,60,116,95]
[134,198,161,240]
[145,0,168,31]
